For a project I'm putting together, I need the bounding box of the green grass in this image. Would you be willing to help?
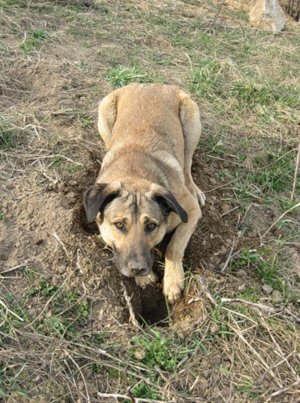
[19,29,50,53]
[202,136,299,201]
[236,376,260,400]
[238,287,259,302]
[231,248,285,292]
[189,59,223,99]
[0,116,17,149]
[131,382,162,400]
[131,329,180,371]
[106,66,159,88]
[228,81,300,110]
[0,365,28,399]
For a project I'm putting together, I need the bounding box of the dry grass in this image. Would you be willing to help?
[0,0,299,401]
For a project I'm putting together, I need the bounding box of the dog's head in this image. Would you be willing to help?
[83,181,187,278]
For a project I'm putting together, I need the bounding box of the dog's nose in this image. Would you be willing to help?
[128,261,149,276]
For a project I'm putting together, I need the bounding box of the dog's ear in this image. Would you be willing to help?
[150,185,188,223]
[83,182,120,223]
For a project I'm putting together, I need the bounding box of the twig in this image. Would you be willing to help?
[262,202,300,238]
[291,139,300,201]
[0,298,24,322]
[228,322,282,388]
[197,275,216,306]
[260,315,299,380]
[211,0,225,29]
[205,178,239,193]
[222,298,300,323]
[64,350,91,403]
[52,232,71,261]
[97,393,170,403]
[28,154,83,166]
[221,298,277,314]
[0,263,26,275]
[221,205,239,217]
[220,239,237,272]
[265,379,300,401]
[121,282,140,329]
[185,52,193,71]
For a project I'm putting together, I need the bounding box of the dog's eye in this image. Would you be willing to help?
[145,222,157,233]
[114,221,126,231]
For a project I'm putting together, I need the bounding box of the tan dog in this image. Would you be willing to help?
[83,84,205,304]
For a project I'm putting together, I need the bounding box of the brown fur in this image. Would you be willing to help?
[83,84,205,304]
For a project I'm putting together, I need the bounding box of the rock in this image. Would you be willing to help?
[262,284,273,294]
[221,203,231,213]
[210,323,219,334]
[249,0,286,33]
[209,177,217,185]
[236,269,248,278]
[272,290,283,303]
[134,348,146,360]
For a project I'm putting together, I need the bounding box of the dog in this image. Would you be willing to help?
[83,84,205,304]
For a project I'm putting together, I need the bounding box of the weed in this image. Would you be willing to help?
[0,364,28,399]
[228,81,276,108]
[189,59,223,99]
[228,81,300,111]
[76,60,90,69]
[106,66,156,88]
[76,299,89,318]
[209,303,234,340]
[147,15,169,26]
[40,316,67,336]
[132,382,162,400]
[78,112,93,128]
[231,248,285,291]
[238,287,259,302]
[131,330,177,371]
[278,197,300,213]
[131,329,190,371]
[236,376,260,400]
[19,29,50,53]
[1,0,27,8]
[0,116,17,149]
[24,267,39,281]
[65,164,83,174]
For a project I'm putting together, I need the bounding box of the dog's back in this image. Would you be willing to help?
[103,84,185,164]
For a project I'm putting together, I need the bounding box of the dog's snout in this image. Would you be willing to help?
[128,261,149,276]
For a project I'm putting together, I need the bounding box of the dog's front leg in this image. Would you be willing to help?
[163,194,201,304]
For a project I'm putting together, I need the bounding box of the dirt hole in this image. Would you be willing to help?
[127,281,169,326]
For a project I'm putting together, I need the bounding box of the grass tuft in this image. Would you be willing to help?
[0,116,18,149]
[106,66,157,88]
[19,29,50,53]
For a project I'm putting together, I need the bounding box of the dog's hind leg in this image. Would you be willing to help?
[97,92,118,148]
[179,92,206,207]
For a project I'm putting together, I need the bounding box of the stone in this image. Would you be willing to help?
[272,290,283,303]
[221,203,232,213]
[262,284,273,294]
[236,269,248,278]
[134,348,146,360]
[249,0,286,33]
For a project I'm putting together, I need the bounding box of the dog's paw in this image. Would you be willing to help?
[163,282,183,304]
[135,271,158,288]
